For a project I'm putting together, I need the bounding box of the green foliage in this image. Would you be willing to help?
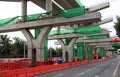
[0,35,12,58]
[48,47,62,57]
[12,37,27,55]
[0,35,27,58]
[114,16,120,37]
[56,47,62,57]
[48,47,56,57]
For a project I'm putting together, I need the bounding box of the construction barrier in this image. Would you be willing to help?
[0,59,31,71]
[0,58,108,77]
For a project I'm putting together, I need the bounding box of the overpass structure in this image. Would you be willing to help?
[48,16,113,61]
[49,30,111,61]
[60,17,113,29]
[0,0,112,64]
[89,43,114,51]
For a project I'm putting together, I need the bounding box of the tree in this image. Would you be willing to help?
[48,47,56,57]
[12,37,27,56]
[56,47,62,57]
[114,16,120,37]
[0,35,12,58]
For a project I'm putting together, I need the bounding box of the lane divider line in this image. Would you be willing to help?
[76,67,96,77]
[76,59,116,77]
[95,76,99,77]
[113,60,120,77]
[53,74,64,77]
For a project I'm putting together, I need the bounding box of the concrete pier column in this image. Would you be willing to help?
[36,26,52,61]
[57,39,66,61]
[58,38,77,62]
[34,0,53,61]
[21,0,27,19]
[22,0,53,63]
[66,46,73,62]
[67,38,78,62]
[21,29,33,59]
[46,0,52,13]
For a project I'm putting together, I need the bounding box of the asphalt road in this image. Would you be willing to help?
[36,58,120,77]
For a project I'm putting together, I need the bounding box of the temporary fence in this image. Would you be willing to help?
[0,59,31,71]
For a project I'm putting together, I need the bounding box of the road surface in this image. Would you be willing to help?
[36,58,120,77]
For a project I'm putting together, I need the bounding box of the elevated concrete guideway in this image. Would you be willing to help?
[89,42,114,50]
[0,12,101,33]
[48,31,109,40]
[96,45,114,51]
[0,0,109,11]
[96,45,113,48]
[48,17,112,40]
[88,42,114,46]
[61,17,113,29]
[49,31,110,62]
[78,38,113,43]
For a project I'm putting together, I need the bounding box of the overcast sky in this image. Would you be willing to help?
[0,0,120,41]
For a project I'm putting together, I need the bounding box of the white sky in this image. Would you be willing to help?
[0,0,120,47]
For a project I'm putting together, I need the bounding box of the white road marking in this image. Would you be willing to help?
[86,67,96,72]
[76,72,85,77]
[76,59,113,77]
[53,74,64,77]
[76,67,97,77]
[95,76,99,77]
[113,60,120,77]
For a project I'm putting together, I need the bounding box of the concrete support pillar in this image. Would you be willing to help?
[22,0,53,62]
[21,0,29,58]
[57,39,66,61]
[35,0,52,61]
[21,29,34,62]
[67,38,77,62]
[46,0,52,12]
[21,0,27,19]
[36,26,52,61]
[22,26,52,61]
[58,38,77,62]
